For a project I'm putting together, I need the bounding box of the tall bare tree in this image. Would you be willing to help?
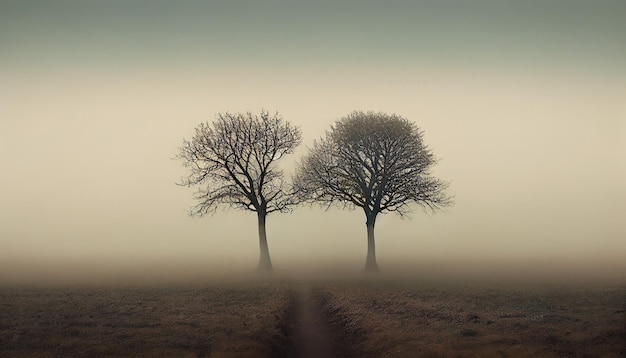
[294,111,452,272]
[176,110,301,271]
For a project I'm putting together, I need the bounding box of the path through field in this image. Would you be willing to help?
[290,287,339,358]
[2,283,622,357]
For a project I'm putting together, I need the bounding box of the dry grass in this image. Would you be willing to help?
[315,280,626,357]
[1,279,624,357]
[0,284,296,357]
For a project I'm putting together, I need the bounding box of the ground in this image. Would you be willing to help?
[1,279,624,357]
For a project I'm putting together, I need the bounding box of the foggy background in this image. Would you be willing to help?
[1,0,624,284]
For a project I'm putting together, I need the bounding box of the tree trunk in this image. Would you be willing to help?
[256,210,273,272]
[364,213,379,272]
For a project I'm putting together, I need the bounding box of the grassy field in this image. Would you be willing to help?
[315,280,626,357]
[0,283,296,357]
[1,279,624,357]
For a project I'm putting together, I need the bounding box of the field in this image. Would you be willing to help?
[315,281,626,357]
[1,279,624,357]
[0,284,295,357]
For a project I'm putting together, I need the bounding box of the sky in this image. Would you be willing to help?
[1,0,625,283]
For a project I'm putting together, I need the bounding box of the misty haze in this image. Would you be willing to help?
[1,0,624,357]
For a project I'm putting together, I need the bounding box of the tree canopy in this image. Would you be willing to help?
[177,110,301,217]
[295,111,451,215]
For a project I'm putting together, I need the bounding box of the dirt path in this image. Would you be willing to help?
[290,287,338,358]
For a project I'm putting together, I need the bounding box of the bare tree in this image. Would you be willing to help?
[294,111,452,272]
[176,110,301,272]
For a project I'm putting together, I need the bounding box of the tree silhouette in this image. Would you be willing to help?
[177,110,301,272]
[294,111,452,272]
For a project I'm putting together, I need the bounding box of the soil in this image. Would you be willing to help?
[289,286,338,358]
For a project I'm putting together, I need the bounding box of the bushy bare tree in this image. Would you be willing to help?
[177,110,301,271]
[294,111,452,272]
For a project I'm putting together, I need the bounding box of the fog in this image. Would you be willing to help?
[1,0,624,285]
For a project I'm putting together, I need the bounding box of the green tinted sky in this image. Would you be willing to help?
[2,0,625,70]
